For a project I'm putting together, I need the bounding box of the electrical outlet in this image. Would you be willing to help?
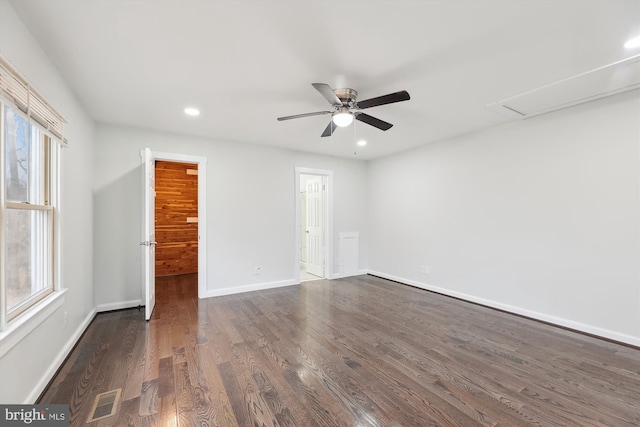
[254,266,261,275]
[419,265,431,275]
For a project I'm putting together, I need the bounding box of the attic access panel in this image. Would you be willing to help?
[487,54,640,119]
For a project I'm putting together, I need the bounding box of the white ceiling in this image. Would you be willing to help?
[9,0,640,160]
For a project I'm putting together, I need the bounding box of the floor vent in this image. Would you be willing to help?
[87,388,121,423]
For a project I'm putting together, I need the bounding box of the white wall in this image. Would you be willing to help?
[94,124,368,306]
[368,91,640,345]
[0,0,96,402]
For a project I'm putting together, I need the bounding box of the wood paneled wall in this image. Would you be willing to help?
[155,161,198,276]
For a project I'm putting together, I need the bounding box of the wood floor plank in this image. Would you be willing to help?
[157,394,177,427]
[114,397,142,427]
[39,273,640,426]
[139,379,158,416]
[67,341,112,425]
[158,356,175,399]
[181,332,218,425]
[142,319,160,382]
[173,361,197,427]
[114,318,147,401]
[200,341,240,427]
[217,361,251,427]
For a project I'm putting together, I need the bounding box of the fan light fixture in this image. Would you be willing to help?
[277,83,410,137]
[332,110,354,127]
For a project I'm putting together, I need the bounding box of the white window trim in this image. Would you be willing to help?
[0,71,66,354]
[0,288,66,358]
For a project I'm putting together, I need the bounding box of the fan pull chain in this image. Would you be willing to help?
[353,116,357,156]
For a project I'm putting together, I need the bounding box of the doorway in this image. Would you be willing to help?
[141,149,207,320]
[295,167,334,284]
[154,161,198,277]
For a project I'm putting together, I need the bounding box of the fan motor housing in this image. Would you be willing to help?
[333,88,358,106]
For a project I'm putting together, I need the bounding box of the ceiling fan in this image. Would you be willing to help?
[277,83,410,137]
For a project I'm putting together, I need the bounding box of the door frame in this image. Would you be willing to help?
[142,149,208,301]
[294,167,333,283]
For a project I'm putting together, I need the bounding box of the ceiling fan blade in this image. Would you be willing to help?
[277,111,331,121]
[321,121,337,137]
[312,83,342,106]
[355,113,393,131]
[356,90,410,109]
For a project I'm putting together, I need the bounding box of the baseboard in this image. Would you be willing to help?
[203,279,298,298]
[96,299,142,312]
[367,270,640,348]
[25,307,97,403]
[331,269,368,279]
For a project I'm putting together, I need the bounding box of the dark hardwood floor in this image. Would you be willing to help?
[39,274,640,426]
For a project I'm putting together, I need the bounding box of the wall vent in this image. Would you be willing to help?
[487,54,640,119]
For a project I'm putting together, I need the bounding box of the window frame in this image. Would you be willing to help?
[4,203,55,321]
[3,109,58,320]
[0,57,66,355]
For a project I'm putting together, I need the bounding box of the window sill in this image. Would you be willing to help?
[0,289,67,358]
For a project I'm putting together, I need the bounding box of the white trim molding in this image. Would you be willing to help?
[204,279,297,299]
[332,269,369,279]
[96,300,142,313]
[24,307,96,403]
[0,289,67,358]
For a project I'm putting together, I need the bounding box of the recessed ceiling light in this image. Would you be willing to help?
[357,139,367,147]
[624,35,640,49]
[184,107,200,116]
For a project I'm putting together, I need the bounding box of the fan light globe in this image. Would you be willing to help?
[332,111,354,127]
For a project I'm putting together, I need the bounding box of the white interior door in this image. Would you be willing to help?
[305,176,324,277]
[300,191,307,262]
[141,148,156,320]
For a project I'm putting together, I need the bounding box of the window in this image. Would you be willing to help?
[0,56,65,334]
[4,105,56,320]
